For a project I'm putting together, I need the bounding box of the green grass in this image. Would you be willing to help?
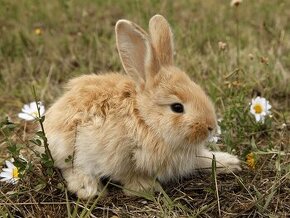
[0,0,290,217]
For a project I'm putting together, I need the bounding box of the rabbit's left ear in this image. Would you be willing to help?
[149,15,174,66]
[116,20,160,86]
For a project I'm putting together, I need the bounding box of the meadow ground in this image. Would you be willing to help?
[0,0,290,217]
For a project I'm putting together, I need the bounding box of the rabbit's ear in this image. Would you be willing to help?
[149,15,174,66]
[116,20,159,85]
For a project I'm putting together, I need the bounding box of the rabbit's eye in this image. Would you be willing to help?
[170,103,184,113]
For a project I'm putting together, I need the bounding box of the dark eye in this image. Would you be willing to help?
[170,103,184,113]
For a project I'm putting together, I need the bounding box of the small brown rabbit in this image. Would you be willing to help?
[44,15,240,199]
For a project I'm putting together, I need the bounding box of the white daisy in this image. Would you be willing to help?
[0,160,19,184]
[18,101,45,121]
[250,97,272,123]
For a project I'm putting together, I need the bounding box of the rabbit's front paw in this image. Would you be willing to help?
[122,176,160,196]
[63,168,106,199]
[213,151,241,173]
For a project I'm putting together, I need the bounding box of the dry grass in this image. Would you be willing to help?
[0,0,290,217]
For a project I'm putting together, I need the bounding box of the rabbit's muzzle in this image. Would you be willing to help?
[186,121,215,144]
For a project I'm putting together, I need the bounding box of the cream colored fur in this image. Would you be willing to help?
[44,15,240,199]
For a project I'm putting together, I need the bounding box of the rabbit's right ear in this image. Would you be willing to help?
[115,20,159,85]
[149,15,174,66]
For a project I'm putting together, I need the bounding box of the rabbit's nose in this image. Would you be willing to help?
[207,126,214,132]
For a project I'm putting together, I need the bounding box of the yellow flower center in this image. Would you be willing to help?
[253,104,263,114]
[13,167,19,178]
[32,111,39,118]
[34,28,42,35]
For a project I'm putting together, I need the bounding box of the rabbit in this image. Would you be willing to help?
[43,14,241,199]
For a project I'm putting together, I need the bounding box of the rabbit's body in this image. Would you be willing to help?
[45,73,133,169]
[44,15,241,199]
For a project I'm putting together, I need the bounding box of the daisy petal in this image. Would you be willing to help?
[22,104,32,113]
[39,105,45,116]
[18,112,35,121]
[31,101,41,112]
[5,160,15,169]
[0,177,10,182]
[0,171,12,178]
[254,114,261,122]
[3,168,13,173]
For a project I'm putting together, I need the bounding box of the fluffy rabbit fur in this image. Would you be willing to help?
[44,15,241,199]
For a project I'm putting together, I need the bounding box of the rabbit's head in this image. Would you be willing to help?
[116,15,217,148]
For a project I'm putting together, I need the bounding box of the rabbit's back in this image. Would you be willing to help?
[44,73,136,169]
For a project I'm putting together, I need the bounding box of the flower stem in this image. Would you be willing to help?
[32,86,64,181]
[32,87,54,164]
[235,7,240,67]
